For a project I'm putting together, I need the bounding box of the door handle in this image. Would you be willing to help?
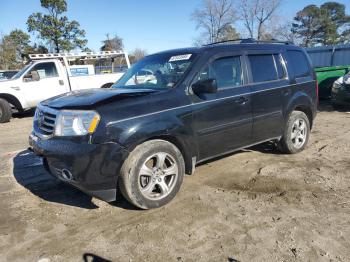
[235,96,249,105]
[59,80,64,86]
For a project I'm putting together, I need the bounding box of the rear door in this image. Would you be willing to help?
[247,51,289,142]
[285,50,316,104]
[190,52,253,161]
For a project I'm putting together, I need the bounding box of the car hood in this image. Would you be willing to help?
[41,88,157,109]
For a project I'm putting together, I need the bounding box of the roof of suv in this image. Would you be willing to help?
[153,41,302,56]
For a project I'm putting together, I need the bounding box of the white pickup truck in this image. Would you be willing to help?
[0,51,130,123]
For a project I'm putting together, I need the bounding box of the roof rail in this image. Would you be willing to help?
[204,38,293,46]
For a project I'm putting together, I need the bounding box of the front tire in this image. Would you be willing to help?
[0,98,12,123]
[278,111,310,154]
[119,139,185,209]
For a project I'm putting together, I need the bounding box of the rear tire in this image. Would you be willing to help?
[278,111,310,154]
[0,98,12,123]
[119,139,185,209]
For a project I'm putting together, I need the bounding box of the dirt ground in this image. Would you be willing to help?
[0,102,350,262]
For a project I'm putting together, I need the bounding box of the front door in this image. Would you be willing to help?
[190,53,253,161]
[22,61,68,107]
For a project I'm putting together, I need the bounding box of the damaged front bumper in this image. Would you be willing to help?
[29,132,129,202]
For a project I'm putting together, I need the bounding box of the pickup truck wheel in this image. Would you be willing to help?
[119,139,185,209]
[101,83,113,88]
[0,98,12,123]
[278,111,310,154]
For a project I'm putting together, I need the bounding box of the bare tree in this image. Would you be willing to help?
[131,48,147,61]
[101,34,123,51]
[192,0,238,44]
[129,48,148,63]
[218,24,240,41]
[239,0,281,40]
[270,21,299,43]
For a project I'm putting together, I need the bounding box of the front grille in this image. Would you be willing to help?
[34,105,58,136]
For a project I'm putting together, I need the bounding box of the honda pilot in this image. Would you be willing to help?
[29,39,318,209]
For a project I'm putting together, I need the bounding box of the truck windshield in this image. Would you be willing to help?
[112,52,196,89]
[11,63,33,79]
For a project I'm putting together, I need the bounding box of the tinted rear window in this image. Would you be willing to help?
[248,54,278,82]
[287,50,310,78]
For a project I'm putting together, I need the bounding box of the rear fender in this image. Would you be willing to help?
[284,91,315,128]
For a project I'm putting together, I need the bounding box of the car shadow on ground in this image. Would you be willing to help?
[247,141,282,155]
[109,192,140,210]
[82,253,112,262]
[12,149,99,209]
[12,108,35,119]
[12,149,139,210]
[318,99,350,112]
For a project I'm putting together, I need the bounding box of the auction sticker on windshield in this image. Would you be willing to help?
[169,54,192,62]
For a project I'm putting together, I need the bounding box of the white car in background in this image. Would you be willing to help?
[135,69,156,84]
[0,51,130,123]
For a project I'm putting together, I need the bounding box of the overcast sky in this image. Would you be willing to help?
[1,0,349,53]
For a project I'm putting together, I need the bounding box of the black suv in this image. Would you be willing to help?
[29,39,318,209]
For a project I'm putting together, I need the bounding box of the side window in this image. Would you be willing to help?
[137,70,147,76]
[274,54,287,79]
[248,54,278,83]
[198,56,243,89]
[30,62,58,79]
[287,50,310,78]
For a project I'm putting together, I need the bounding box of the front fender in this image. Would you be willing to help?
[105,110,197,163]
[0,80,28,109]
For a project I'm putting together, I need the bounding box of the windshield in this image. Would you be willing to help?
[11,63,32,79]
[112,52,196,89]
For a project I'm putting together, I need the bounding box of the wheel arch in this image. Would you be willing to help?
[119,133,196,176]
[106,115,197,175]
[143,135,195,175]
[101,83,114,88]
[285,91,315,129]
[0,93,23,111]
[293,105,313,129]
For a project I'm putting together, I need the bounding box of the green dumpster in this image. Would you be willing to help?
[314,66,350,99]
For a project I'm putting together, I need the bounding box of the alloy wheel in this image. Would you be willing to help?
[291,118,307,149]
[138,152,178,200]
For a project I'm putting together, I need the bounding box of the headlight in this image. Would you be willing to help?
[55,110,100,136]
[333,82,341,89]
[333,82,345,91]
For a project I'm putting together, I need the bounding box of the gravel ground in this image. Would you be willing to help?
[0,102,349,262]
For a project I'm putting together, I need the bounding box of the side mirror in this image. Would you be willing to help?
[31,71,40,81]
[24,70,40,82]
[192,78,218,95]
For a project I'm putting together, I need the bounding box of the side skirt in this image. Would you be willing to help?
[196,136,282,165]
